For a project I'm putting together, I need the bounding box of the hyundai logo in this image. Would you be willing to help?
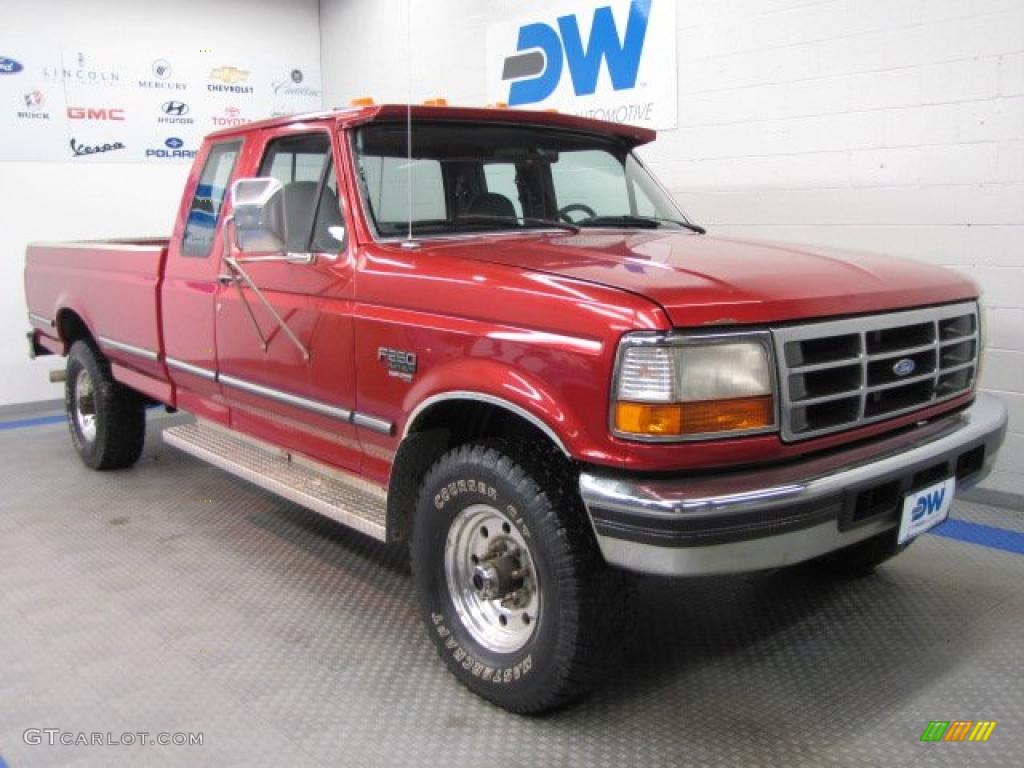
[165,137,184,149]
[161,100,189,116]
[0,57,24,75]
[892,358,917,377]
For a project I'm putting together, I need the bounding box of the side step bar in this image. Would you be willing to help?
[162,421,388,541]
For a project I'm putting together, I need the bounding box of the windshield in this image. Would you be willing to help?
[351,122,694,238]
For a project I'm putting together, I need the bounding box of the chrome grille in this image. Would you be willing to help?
[773,302,979,442]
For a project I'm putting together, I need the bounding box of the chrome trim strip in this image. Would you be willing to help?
[220,374,353,422]
[403,391,570,456]
[165,357,217,381]
[99,336,160,362]
[28,312,54,329]
[352,412,394,435]
[29,239,166,252]
[579,393,1007,576]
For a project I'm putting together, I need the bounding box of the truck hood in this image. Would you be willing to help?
[430,230,978,327]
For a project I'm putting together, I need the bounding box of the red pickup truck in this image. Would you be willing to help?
[25,104,1007,712]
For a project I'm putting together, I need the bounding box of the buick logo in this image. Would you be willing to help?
[24,90,44,108]
[892,358,916,377]
[165,137,184,149]
[161,100,188,116]
[153,59,172,79]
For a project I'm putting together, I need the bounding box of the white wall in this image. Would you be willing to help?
[320,0,1024,499]
[0,0,321,405]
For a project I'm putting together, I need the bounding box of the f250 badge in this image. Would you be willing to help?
[378,347,417,382]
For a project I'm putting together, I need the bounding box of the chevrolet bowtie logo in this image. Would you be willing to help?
[210,66,249,84]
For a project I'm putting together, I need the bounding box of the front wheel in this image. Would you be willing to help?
[411,440,629,713]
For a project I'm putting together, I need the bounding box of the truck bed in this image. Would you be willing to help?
[25,238,171,400]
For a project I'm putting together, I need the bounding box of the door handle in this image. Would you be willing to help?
[217,273,238,285]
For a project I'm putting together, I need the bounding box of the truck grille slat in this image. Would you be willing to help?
[773,302,979,441]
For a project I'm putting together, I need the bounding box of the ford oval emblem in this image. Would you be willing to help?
[0,57,24,75]
[893,358,916,377]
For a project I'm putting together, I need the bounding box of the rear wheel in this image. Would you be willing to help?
[65,340,146,470]
[411,439,630,713]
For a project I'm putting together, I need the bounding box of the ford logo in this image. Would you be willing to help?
[0,57,24,75]
[165,137,184,149]
[893,358,916,377]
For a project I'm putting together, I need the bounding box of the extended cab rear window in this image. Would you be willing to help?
[182,140,242,258]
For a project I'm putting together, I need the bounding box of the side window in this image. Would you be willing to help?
[181,140,241,258]
[551,149,629,216]
[483,163,524,217]
[258,133,333,252]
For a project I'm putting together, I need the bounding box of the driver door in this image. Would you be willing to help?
[215,126,362,472]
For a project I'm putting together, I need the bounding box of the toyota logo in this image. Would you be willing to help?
[892,358,916,377]
[161,100,188,116]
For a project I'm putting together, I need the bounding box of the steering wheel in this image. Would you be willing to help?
[558,203,597,224]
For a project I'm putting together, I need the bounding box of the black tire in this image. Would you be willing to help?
[65,340,146,470]
[410,439,631,713]
[804,529,911,578]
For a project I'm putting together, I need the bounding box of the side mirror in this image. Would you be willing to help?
[230,177,287,253]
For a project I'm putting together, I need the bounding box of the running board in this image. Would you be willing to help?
[162,421,387,541]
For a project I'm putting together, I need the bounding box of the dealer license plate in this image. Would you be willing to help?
[898,477,955,545]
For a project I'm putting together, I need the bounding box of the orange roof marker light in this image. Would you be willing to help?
[422,98,448,106]
[349,96,376,107]
[544,108,559,113]
[487,102,509,109]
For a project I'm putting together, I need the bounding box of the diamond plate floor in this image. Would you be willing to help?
[0,410,1021,767]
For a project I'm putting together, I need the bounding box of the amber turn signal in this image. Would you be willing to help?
[349,96,376,107]
[615,396,774,437]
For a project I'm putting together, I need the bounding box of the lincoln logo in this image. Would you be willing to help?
[893,358,916,377]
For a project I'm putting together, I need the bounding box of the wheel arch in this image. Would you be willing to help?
[386,392,575,543]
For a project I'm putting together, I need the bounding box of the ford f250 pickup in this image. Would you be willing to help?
[24,104,1008,713]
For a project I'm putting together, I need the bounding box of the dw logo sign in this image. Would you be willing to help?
[487,0,677,130]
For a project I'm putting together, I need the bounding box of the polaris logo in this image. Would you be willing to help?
[486,0,676,129]
[145,136,196,160]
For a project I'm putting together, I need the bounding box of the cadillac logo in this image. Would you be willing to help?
[892,358,916,377]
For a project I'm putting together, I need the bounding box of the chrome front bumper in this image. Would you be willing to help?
[579,393,1008,576]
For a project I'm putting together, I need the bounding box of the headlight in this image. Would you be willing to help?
[612,333,777,440]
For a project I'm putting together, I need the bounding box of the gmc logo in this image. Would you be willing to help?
[67,107,125,121]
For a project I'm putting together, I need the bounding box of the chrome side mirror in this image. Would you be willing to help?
[230,177,287,253]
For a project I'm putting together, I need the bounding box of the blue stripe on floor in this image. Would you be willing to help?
[929,518,1024,555]
[0,414,66,430]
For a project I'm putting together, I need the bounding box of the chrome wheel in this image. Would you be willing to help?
[444,503,540,654]
[74,367,97,444]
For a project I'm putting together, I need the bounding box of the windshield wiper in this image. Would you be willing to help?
[455,214,579,234]
[580,215,706,234]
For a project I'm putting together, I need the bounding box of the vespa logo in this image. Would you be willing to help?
[912,488,947,522]
[892,358,917,377]
[501,0,651,106]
